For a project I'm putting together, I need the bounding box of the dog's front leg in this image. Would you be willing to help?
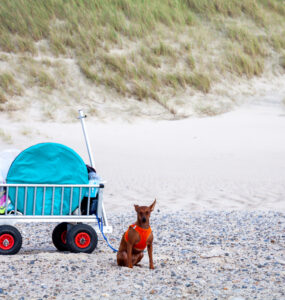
[127,242,133,268]
[147,242,154,269]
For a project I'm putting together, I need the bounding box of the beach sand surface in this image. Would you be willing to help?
[0,81,285,300]
[1,88,285,213]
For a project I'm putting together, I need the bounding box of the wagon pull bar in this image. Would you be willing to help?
[78,109,95,169]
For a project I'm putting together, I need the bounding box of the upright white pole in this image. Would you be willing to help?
[77,109,109,227]
[78,109,95,168]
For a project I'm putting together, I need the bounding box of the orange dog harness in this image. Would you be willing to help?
[125,224,152,250]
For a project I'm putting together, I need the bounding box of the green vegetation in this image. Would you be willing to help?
[226,49,264,77]
[0,33,36,54]
[271,32,285,52]
[280,55,285,70]
[0,72,22,97]
[226,25,267,57]
[0,73,14,93]
[185,0,265,20]
[28,67,56,90]
[0,90,7,103]
[0,0,284,116]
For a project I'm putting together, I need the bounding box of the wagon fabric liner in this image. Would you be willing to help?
[6,143,89,215]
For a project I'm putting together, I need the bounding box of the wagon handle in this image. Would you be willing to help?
[77,110,109,226]
[78,109,95,169]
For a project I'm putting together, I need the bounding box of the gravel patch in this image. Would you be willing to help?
[0,210,284,299]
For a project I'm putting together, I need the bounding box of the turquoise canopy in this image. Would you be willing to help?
[6,143,88,215]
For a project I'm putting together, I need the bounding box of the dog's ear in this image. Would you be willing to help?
[134,204,139,212]
[149,199,156,212]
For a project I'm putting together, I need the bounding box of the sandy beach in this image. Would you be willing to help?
[1,1,285,299]
[0,211,284,299]
[1,80,285,212]
[0,79,285,299]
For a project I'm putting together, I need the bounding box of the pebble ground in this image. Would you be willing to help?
[0,210,284,300]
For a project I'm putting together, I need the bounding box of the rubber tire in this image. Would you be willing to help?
[66,224,98,253]
[52,222,70,251]
[0,225,22,255]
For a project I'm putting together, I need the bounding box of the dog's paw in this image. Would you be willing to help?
[150,265,155,270]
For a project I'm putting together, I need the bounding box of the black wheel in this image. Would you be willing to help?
[52,222,70,251]
[0,225,22,255]
[66,224,98,253]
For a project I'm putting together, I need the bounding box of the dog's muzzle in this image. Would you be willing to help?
[142,216,146,223]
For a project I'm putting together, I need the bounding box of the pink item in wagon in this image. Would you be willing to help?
[0,194,6,214]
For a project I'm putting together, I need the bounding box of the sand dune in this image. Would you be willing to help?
[1,85,285,213]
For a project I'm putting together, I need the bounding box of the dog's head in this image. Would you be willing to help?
[134,199,156,226]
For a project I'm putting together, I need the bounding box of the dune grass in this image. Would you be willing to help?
[0,72,22,97]
[225,47,264,77]
[271,32,285,52]
[226,25,267,57]
[0,73,15,93]
[185,0,265,21]
[28,67,56,90]
[280,55,285,70]
[0,90,7,104]
[0,0,284,117]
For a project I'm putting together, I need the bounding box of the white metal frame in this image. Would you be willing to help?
[0,183,112,233]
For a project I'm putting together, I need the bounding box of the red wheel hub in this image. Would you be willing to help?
[0,234,14,250]
[75,232,91,248]
[61,230,67,244]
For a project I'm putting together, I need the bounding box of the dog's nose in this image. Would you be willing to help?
[142,216,146,223]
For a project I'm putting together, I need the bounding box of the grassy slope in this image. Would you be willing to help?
[0,0,284,118]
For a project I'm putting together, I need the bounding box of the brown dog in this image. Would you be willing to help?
[117,199,156,269]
